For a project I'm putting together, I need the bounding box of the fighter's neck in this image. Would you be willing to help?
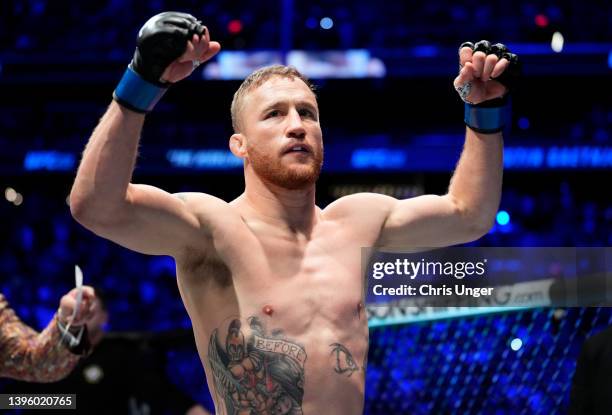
[240,182,319,234]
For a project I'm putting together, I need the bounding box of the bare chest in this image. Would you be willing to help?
[178,222,370,414]
[180,220,368,332]
[234,227,365,333]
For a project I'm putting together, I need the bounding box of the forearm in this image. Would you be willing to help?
[447,127,503,229]
[0,309,80,382]
[70,101,145,222]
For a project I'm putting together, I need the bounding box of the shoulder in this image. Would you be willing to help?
[173,192,227,208]
[170,193,246,257]
[173,192,242,226]
[323,192,396,220]
[321,193,398,241]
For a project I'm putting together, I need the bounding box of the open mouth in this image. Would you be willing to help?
[283,144,312,155]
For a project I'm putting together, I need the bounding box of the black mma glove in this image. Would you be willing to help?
[113,11,206,113]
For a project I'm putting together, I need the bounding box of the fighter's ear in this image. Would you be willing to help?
[229,133,247,158]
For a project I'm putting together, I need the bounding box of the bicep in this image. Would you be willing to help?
[87,184,208,256]
[377,194,484,248]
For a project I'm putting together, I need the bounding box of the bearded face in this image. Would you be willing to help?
[236,76,324,191]
[247,139,323,190]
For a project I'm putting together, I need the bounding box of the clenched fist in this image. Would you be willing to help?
[454,40,520,105]
[57,285,99,327]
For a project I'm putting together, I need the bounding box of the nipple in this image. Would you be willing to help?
[357,301,364,316]
[262,305,274,316]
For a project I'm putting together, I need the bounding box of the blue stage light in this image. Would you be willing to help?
[510,338,523,351]
[320,17,334,30]
[496,210,510,226]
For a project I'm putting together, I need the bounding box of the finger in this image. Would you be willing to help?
[59,305,74,323]
[87,301,99,319]
[490,43,509,59]
[176,40,196,63]
[203,26,210,42]
[453,61,475,88]
[76,297,90,320]
[200,41,221,62]
[459,46,474,68]
[491,58,510,79]
[194,35,210,57]
[81,286,95,300]
[482,54,499,81]
[60,294,75,311]
[77,307,92,324]
[77,304,96,324]
[471,51,486,78]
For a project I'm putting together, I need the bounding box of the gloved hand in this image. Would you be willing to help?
[113,11,221,113]
[453,40,521,133]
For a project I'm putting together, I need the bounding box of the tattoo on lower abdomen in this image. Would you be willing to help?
[329,343,360,377]
[208,317,306,415]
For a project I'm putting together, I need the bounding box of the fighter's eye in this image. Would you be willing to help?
[299,109,316,119]
[266,110,281,118]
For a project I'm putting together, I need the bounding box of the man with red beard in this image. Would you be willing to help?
[70,12,518,414]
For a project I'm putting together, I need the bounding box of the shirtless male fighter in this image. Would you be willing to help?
[70,12,519,415]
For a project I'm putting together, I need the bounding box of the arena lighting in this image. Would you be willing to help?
[534,14,549,27]
[510,338,523,351]
[5,187,17,202]
[608,50,612,69]
[351,148,406,169]
[320,17,334,30]
[551,32,564,53]
[553,309,567,320]
[412,45,439,58]
[166,149,242,169]
[227,19,243,34]
[13,193,23,206]
[496,210,510,226]
[504,146,612,169]
[518,117,530,130]
[23,151,75,171]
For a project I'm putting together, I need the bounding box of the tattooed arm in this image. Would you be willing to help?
[0,294,81,382]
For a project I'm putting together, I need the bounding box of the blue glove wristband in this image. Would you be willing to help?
[113,67,168,113]
[464,102,507,134]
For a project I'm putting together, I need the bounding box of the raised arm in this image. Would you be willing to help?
[376,40,521,248]
[377,131,502,248]
[70,12,221,257]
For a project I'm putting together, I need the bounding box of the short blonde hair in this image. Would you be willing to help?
[230,65,316,133]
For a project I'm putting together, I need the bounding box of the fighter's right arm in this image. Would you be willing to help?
[70,12,221,257]
[70,102,201,256]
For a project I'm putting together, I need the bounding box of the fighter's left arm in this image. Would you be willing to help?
[376,41,520,248]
